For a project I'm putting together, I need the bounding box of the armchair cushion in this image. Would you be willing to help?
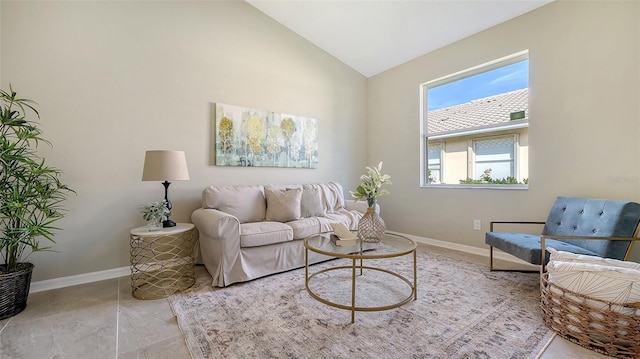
[542,196,639,259]
[486,232,601,265]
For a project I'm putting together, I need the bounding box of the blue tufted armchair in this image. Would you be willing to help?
[485,196,640,272]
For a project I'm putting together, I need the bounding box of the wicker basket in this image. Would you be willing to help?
[540,272,640,358]
[0,263,34,320]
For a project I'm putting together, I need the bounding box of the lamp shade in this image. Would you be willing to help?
[141,150,190,181]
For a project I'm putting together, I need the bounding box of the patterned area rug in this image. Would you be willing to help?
[169,248,553,359]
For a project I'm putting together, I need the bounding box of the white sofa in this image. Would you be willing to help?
[192,182,366,287]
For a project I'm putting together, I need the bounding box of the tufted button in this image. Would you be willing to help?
[573,225,578,230]
[556,222,561,226]
[599,211,604,215]
[562,207,567,211]
[579,210,584,214]
[592,229,597,233]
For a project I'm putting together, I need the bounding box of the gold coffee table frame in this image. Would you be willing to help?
[304,232,417,323]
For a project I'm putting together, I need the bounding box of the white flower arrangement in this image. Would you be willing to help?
[350,161,392,208]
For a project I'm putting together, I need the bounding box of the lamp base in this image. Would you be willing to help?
[163,219,176,228]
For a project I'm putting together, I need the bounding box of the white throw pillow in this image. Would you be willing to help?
[301,184,324,218]
[265,187,302,222]
[547,247,640,271]
[202,185,266,223]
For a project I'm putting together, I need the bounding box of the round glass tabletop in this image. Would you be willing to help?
[304,231,416,259]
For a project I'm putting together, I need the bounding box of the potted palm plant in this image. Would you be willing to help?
[0,85,73,319]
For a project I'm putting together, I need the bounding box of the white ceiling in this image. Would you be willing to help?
[246,0,553,77]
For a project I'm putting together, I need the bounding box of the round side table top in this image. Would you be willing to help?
[130,223,194,236]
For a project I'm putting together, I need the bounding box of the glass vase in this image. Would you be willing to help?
[147,221,163,232]
[358,206,386,243]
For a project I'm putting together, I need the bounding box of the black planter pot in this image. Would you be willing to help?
[0,263,34,320]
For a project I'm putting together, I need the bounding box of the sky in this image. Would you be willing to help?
[427,59,529,111]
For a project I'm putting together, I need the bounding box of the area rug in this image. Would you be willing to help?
[169,248,553,359]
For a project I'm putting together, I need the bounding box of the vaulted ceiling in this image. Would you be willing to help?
[247,0,554,77]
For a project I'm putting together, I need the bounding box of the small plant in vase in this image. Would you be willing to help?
[350,161,391,243]
[140,200,170,231]
[351,161,392,208]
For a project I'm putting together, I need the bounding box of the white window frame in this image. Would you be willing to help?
[419,50,529,190]
[470,134,518,182]
[427,141,443,184]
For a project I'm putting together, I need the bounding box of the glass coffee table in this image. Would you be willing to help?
[304,231,417,323]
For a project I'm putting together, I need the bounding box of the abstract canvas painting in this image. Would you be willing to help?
[214,103,318,168]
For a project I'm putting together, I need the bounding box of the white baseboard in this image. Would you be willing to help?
[29,232,536,293]
[30,266,130,293]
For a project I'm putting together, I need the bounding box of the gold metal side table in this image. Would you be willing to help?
[129,223,196,299]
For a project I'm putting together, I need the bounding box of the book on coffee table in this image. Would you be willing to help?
[330,234,357,246]
[330,223,358,246]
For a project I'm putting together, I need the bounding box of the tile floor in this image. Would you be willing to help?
[0,245,613,359]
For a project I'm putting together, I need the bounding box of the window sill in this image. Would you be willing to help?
[421,184,528,190]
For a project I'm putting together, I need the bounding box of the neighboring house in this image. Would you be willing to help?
[427,88,529,184]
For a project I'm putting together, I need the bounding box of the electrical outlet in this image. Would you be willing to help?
[473,220,481,231]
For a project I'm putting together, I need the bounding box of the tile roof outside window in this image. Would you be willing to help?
[427,88,528,135]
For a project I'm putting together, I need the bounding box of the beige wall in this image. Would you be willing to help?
[0,0,368,281]
[369,1,640,260]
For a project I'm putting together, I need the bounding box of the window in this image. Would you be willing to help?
[473,135,515,180]
[420,50,529,187]
[427,142,442,184]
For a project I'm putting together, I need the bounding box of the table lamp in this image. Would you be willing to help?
[141,150,190,227]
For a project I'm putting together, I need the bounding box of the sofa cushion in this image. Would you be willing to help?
[265,187,302,222]
[240,222,293,248]
[301,184,325,218]
[317,217,337,233]
[286,217,322,240]
[202,185,266,224]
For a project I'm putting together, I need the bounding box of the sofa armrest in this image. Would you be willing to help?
[345,200,382,214]
[192,208,239,239]
[191,208,242,287]
[345,199,368,214]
